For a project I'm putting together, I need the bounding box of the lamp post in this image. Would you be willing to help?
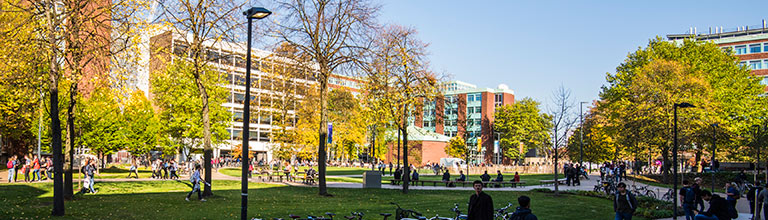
[673,102,695,220]
[242,7,271,220]
[753,124,761,186]
[579,101,587,166]
[710,123,717,193]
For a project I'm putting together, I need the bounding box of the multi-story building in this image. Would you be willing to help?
[146,30,362,161]
[415,81,515,164]
[667,20,768,85]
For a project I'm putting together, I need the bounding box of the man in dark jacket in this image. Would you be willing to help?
[442,170,451,182]
[694,190,729,220]
[480,171,491,182]
[613,182,637,220]
[468,180,493,220]
[509,196,538,220]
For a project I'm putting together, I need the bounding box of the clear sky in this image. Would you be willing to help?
[377,0,768,109]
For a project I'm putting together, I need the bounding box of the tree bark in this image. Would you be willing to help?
[64,77,77,201]
[193,66,214,197]
[318,73,329,196]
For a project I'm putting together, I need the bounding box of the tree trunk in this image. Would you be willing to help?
[402,125,410,194]
[193,64,214,197]
[318,72,329,196]
[64,82,77,200]
[48,5,64,212]
[396,128,400,168]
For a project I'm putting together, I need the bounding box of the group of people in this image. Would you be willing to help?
[6,155,53,183]
[150,159,180,180]
[563,163,586,186]
[600,162,628,182]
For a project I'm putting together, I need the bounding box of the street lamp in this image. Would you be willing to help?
[579,101,588,167]
[752,124,762,187]
[242,6,271,220]
[710,123,717,193]
[673,102,695,220]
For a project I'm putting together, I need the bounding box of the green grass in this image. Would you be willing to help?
[0,180,637,220]
[385,173,565,186]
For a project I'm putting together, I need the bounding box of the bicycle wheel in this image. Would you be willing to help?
[645,190,656,199]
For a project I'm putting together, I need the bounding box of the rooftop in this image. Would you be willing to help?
[667,20,768,41]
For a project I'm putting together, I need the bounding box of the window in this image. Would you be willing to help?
[750,60,762,70]
[739,61,747,67]
[735,45,747,55]
[249,131,258,141]
[764,43,768,53]
[750,44,762,53]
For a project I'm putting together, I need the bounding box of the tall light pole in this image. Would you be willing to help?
[710,123,717,193]
[579,101,587,166]
[753,124,762,186]
[242,7,271,220]
[673,102,695,220]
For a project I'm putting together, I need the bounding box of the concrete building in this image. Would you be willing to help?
[146,30,362,161]
[415,81,515,165]
[667,20,768,86]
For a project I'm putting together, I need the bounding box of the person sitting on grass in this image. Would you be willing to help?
[442,169,451,182]
[456,170,466,182]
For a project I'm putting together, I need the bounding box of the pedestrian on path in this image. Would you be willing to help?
[186,164,208,202]
[128,160,139,178]
[468,180,493,220]
[6,155,16,183]
[680,180,696,220]
[757,183,768,220]
[613,182,637,220]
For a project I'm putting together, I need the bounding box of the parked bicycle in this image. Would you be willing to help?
[661,188,675,202]
[494,203,514,220]
[631,184,657,199]
[450,204,468,220]
[391,202,425,220]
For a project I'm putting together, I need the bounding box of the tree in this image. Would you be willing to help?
[155,0,246,197]
[566,102,615,164]
[549,86,577,195]
[77,87,125,168]
[327,89,367,162]
[274,0,380,196]
[445,136,467,159]
[150,59,231,172]
[362,25,444,193]
[599,38,765,180]
[493,98,552,163]
[122,90,160,157]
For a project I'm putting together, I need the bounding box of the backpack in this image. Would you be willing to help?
[6,160,13,169]
[683,187,696,204]
[508,212,529,220]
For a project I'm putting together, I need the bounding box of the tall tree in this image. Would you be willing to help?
[156,0,245,196]
[445,136,468,159]
[274,0,380,196]
[122,90,160,157]
[362,25,443,193]
[493,98,552,163]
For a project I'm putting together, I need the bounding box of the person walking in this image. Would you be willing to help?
[468,180,494,220]
[693,177,705,211]
[6,155,16,183]
[508,196,538,220]
[726,182,740,210]
[22,156,30,182]
[84,159,98,193]
[757,183,768,220]
[614,182,637,220]
[680,180,697,220]
[186,164,208,202]
[694,190,729,220]
[31,156,40,181]
[128,160,139,178]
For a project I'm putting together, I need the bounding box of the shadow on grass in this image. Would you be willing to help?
[0,180,626,220]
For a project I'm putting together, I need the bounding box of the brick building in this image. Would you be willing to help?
[415,81,515,165]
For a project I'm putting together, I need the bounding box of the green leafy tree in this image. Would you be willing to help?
[445,136,467,159]
[77,87,125,168]
[151,60,231,163]
[122,90,160,157]
[493,98,552,163]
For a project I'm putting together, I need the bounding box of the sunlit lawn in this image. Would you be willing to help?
[0,180,636,220]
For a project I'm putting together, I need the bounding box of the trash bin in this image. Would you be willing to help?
[363,171,382,188]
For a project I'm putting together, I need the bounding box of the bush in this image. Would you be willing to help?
[530,188,552,193]
[562,190,677,219]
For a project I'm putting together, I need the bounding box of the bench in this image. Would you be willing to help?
[539,178,567,186]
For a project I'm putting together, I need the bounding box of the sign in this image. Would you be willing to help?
[494,140,499,154]
[327,122,333,144]
[477,137,482,152]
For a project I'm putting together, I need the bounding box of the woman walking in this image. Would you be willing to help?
[186,164,208,202]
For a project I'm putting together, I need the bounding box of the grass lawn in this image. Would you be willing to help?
[0,180,637,220]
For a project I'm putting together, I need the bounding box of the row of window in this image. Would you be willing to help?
[727,42,768,55]
[738,59,768,70]
[228,129,271,142]
[467,106,482,114]
[467,93,482,102]
[421,118,481,128]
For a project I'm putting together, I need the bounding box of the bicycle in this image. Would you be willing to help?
[494,203,514,220]
[631,185,657,199]
[450,204,468,220]
[343,212,364,220]
[391,202,425,220]
[661,188,675,202]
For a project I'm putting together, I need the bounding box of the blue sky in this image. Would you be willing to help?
[377,0,768,110]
